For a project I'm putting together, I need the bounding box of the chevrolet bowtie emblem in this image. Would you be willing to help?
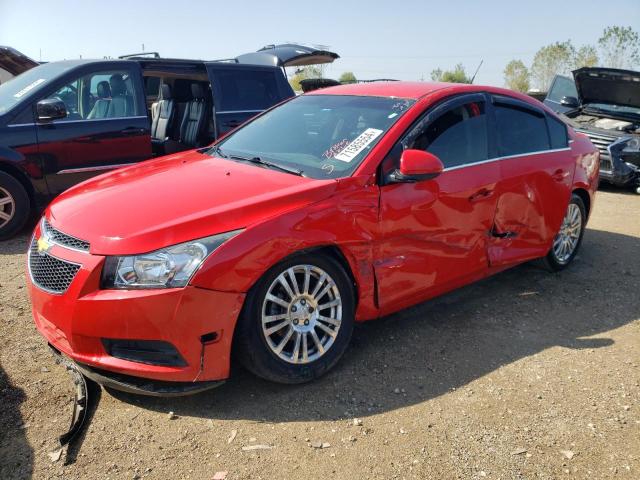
[36,236,51,255]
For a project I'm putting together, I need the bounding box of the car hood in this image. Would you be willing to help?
[573,67,640,109]
[47,150,337,255]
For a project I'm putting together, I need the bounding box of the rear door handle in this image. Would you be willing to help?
[469,188,493,202]
[552,169,568,182]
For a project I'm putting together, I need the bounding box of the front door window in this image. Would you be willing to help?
[45,69,143,121]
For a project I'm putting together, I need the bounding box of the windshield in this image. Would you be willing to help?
[585,102,640,118]
[0,62,75,115]
[214,94,415,179]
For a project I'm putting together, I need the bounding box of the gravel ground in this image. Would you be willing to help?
[1,188,638,480]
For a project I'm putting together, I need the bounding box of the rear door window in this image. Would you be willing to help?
[494,103,550,156]
[547,115,569,149]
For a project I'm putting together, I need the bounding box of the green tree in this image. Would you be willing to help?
[289,66,323,92]
[338,71,357,84]
[598,26,640,69]
[530,41,575,91]
[573,45,599,69]
[503,59,530,92]
[431,64,471,83]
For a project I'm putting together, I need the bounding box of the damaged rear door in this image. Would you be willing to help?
[488,95,574,266]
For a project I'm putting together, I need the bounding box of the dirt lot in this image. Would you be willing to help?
[1,189,638,480]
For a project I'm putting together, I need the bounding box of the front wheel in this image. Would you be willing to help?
[0,172,31,240]
[543,194,586,271]
[235,253,355,384]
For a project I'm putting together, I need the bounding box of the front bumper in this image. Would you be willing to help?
[28,230,246,388]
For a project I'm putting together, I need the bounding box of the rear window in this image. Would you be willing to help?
[495,104,550,156]
[215,69,281,111]
[547,115,569,149]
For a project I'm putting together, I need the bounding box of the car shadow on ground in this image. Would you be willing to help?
[97,228,640,423]
[0,233,31,255]
[0,365,33,479]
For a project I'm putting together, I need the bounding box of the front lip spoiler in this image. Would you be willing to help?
[50,345,224,397]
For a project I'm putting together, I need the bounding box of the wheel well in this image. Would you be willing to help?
[572,188,590,218]
[0,162,35,206]
[304,245,359,305]
[230,244,360,355]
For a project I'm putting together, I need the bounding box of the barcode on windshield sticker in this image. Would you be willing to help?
[334,128,383,162]
[13,79,45,98]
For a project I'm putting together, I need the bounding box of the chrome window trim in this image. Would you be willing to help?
[442,147,572,172]
[57,163,134,175]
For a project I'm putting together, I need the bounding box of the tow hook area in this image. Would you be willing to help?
[48,347,101,465]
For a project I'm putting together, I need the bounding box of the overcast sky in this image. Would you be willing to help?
[1,0,639,86]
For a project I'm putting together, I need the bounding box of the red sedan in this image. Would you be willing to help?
[27,82,599,395]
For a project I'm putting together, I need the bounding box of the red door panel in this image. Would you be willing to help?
[489,150,574,266]
[376,161,500,311]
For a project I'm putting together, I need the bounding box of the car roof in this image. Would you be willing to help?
[308,81,461,99]
[307,81,555,110]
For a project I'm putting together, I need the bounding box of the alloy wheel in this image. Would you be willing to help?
[0,187,15,228]
[261,264,342,364]
[552,203,582,264]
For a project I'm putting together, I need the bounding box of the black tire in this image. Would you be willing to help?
[0,171,31,241]
[234,253,355,384]
[543,193,586,272]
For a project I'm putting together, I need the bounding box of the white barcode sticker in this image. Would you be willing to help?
[13,79,46,98]
[334,128,384,162]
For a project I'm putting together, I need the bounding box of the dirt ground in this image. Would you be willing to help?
[0,188,638,480]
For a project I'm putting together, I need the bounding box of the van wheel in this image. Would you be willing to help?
[235,253,355,384]
[0,172,30,240]
[543,194,586,271]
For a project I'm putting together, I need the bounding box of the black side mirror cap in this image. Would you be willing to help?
[36,98,67,122]
[560,96,580,108]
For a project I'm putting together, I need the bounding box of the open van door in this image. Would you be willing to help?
[0,46,39,84]
[234,44,339,68]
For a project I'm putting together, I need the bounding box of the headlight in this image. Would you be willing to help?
[101,230,242,289]
[623,136,640,152]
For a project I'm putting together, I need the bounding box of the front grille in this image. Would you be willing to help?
[575,129,616,172]
[28,239,81,294]
[42,219,90,252]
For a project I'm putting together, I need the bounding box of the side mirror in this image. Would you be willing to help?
[36,98,67,122]
[387,149,444,183]
[560,96,579,108]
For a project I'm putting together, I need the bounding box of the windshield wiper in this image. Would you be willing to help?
[210,146,304,176]
[227,154,305,177]
[209,145,228,158]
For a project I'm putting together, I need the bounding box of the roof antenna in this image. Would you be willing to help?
[470,60,483,84]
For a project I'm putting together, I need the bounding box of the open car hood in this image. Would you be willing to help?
[0,46,39,77]
[573,67,640,109]
[235,44,339,68]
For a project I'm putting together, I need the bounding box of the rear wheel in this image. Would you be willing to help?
[543,194,586,271]
[0,172,30,240]
[235,253,355,384]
